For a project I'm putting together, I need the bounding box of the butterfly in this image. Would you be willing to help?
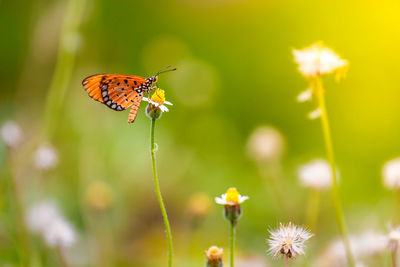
[82,66,176,123]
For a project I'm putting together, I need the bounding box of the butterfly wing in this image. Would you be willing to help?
[82,74,148,111]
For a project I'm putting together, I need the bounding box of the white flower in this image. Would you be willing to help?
[27,201,61,234]
[246,126,285,163]
[1,121,22,148]
[293,42,348,77]
[267,222,313,258]
[34,144,58,170]
[297,88,313,102]
[143,97,172,112]
[382,158,400,189]
[298,159,333,190]
[389,226,400,253]
[308,108,322,120]
[43,218,76,248]
[215,187,249,206]
[318,230,387,266]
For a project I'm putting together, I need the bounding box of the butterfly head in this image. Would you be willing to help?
[149,65,177,84]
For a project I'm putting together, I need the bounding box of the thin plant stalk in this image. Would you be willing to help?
[7,149,31,266]
[57,246,69,267]
[43,0,87,140]
[394,190,400,224]
[285,256,289,267]
[150,118,173,267]
[314,76,355,267]
[392,248,398,267]
[229,221,235,267]
[306,188,320,232]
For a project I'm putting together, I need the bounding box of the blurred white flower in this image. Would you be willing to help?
[382,158,400,190]
[246,126,285,163]
[293,42,348,77]
[388,226,400,253]
[297,88,313,103]
[34,144,58,170]
[27,201,61,234]
[318,230,387,266]
[215,187,248,206]
[27,200,77,248]
[1,121,22,148]
[267,222,313,258]
[308,108,322,120]
[44,218,76,248]
[298,159,333,190]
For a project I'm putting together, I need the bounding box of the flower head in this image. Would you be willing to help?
[144,88,173,112]
[205,246,223,267]
[298,159,334,190]
[246,126,285,163]
[382,158,400,189]
[215,187,248,206]
[293,42,348,78]
[1,121,22,148]
[267,222,313,258]
[34,143,58,170]
[43,218,76,248]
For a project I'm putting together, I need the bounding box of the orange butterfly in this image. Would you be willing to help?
[82,66,176,123]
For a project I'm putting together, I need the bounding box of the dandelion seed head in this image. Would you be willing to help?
[215,187,249,206]
[267,222,313,259]
[43,218,77,248]
[298,159,333,190]
[34,144,58,170]
[382,158,400,190]
[293,42,348,77]
[27,201,61,234]
[1,121,22,148]
[205,246,223,263]
[246,126,285,163]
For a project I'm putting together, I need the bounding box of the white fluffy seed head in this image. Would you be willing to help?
[298,159,333,190]
[246,126,285,163]
[382,158,400,190]
[293,42,348,77]
[267,222,313,259]
[43,218,76,248]
[27,201,61,234]
[34,144,59,170]
[1,121,22,148]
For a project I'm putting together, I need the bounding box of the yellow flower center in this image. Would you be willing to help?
[225,187,239,204]
[151,89,165,105]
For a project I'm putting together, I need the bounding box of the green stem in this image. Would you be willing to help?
[306,188,320,232]
[43,0,87,140]
[8,149,31,267]
[314,76,355,267]
[229,221,235,267]
[150,118,173,267]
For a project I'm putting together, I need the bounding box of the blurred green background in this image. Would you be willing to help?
[1,0,400,266]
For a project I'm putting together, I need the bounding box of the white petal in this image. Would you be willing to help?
[239,195,249,203]
[215,197,227,205]
[164,101,173,106]
[160,105,169,112]
[142,97,150,102]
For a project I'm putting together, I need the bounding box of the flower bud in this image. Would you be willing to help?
[205,246,223,267]
[146,104,163,120]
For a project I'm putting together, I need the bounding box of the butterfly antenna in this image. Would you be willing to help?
[156,65,177,76]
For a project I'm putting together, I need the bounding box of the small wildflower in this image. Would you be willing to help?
[27,201,61,234]
[1,121,22,148]
[382,158,400,190]
[187,192,212,218]
[43,218,76,248]
[298,159,334,190]
[205,246,223,267]
[293,42,348,78]
[144,88,173,119]
[297,88,313,103]
[246,126,285,163]
[34,143,58,170]
[215,187,248,224]
[388,226,400,253]
[267,222,313,259]
[85,181,114,212]
[308,108,322,120]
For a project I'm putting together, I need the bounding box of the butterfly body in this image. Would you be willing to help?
[82,74,157,122]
